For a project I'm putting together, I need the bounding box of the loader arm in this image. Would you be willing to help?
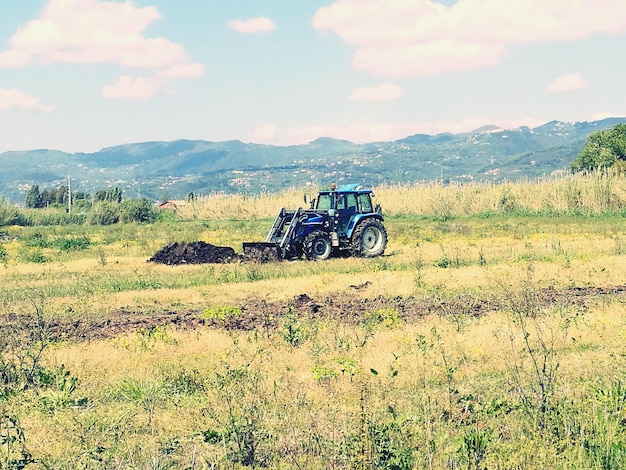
[243,208,305,260]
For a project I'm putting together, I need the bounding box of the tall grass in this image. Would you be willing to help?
[175,170,626,221]
[369,170,625,217]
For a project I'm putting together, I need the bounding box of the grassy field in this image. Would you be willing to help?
[0,173,626,469]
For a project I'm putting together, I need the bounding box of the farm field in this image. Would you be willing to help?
[1,175,626,469]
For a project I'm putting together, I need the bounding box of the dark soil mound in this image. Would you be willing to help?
[148,241,240,265]
[242,243,283,263]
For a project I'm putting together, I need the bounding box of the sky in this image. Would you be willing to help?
[1,0,626,153]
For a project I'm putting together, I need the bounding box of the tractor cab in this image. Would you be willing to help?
[313,184,381,238]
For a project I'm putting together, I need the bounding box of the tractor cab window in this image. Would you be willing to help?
[316,194,333,210]
[337,193,358,211]
[357,194,373,213]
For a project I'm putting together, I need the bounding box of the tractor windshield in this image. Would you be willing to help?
[316,194,333,210]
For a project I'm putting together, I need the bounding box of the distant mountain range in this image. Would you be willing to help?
[2,117,625,203]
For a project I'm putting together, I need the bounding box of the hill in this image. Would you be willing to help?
[1,117,625,203]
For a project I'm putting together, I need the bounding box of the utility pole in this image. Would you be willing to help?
[67,175,72,213]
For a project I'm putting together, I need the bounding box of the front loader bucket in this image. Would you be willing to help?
[242,242,282,263]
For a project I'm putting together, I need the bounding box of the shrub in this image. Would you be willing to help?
[119,198,158,223]
[0,198,19,227]
[18,208,86,226]
[18,248,48,263]
[203,306,242,321]
[364,308,402,330]
[86,201,119,225]
[54,236,91,251]
[22,232,49,248]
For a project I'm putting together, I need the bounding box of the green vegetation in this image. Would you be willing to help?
[0,173,624,468]
[571,123,626,173]
[1,194,159,227]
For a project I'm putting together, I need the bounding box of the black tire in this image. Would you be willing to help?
[304,230,332,260]
[349,219,387,257]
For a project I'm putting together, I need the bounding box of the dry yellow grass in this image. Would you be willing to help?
[3,228,625,317]
[174,171,626,220]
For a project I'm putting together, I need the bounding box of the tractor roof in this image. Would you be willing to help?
[319,184,372,195]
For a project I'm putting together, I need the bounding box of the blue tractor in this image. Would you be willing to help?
[243,184,388,261]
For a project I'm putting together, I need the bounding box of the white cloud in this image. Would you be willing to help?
[252,124,277,143]
[347,83,403,101]
[0,1,204,101]
[0,0,192,68]
[101,75,168,100]
[103,63,205,100]
[0,88,54,112]
[0,0,188,68]
[313,0,626,77]
[547,73,589,93]
[0,50,30,68]
[228,17,276,34]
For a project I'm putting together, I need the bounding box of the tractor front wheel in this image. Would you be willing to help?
[304,230,332,260]
[349,219,387,257]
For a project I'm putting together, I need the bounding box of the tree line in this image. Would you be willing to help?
[25,185,124,209]
[15,185,159,226]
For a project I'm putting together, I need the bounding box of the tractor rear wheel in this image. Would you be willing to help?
[304,230,332,260]
[349,219,387,257]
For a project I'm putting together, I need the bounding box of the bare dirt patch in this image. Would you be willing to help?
[5,284,623,343]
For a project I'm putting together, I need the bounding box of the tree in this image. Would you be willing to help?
[94,190,107,202]
[25,185,43,208]
[571,123,626,171]
[55,185,68,205]
[107,187,123,203]
[94,187,122,203]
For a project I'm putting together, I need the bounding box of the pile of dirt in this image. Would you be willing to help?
[148,241,240,265]
[242,243,283,263]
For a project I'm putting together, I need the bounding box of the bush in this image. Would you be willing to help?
[18,208,86,226]
[19,247,48,263]
[0,198,19,227]
[118,198,157,223]
[54,236,91,251]
[86,201,119,225]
